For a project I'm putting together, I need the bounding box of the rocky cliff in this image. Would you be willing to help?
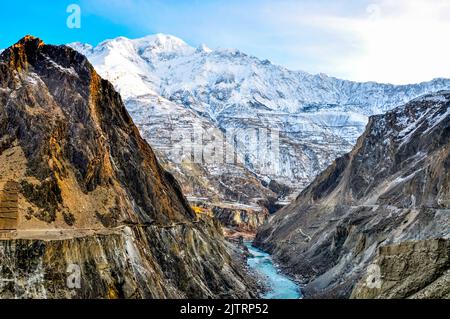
[351,238,450,299]
[0,36,256,298]
[255,91,450,298]
[189,200,269,235]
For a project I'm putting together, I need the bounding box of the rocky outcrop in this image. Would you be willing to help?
[255,91,450,298]
[0,181,19,230]
[189,200,269,238]
[0,36,257,298]
[212,204,269,233]
[0,222,255,299]
[351,238,450,299]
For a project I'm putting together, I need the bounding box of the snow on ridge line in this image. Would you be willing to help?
[69,33,194,57]
[67,33,450,144]
[410,90,450,103]
[65,33,450,199]
[67,34,450,90]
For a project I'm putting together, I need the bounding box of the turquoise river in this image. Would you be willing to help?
[245,242,302,299]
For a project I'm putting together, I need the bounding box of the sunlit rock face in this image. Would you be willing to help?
[0,36,257,299]
[255,92,450,298]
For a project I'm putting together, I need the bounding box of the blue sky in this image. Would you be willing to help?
[1,0,450,84]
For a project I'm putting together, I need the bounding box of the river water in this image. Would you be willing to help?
[244,242,302,299]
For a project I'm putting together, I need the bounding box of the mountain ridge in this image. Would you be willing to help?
[0,35,257,298]
[254,90,450,298]
[68,34,450,235]
[69,34,450,191]
[71,33,449,87]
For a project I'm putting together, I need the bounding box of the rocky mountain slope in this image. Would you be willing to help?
[0,36,257,298]
[70,34,450,215]
[255,91,450,298]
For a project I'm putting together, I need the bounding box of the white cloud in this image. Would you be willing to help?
[307,0,450,84]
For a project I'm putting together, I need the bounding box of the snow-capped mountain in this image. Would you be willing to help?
[255,91,450,298]
[69,34,450,205]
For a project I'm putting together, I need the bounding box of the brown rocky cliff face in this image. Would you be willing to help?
[213,206,269,233]
[255,92,450,298]
[351,239,450,299]
[1,36,192,226]
[0,36,257,298]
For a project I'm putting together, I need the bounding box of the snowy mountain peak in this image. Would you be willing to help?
[69,34,450,202]
[70,34,194,61]
[196,43,212,54]
[132,33,194,55]
[139,33,189,46]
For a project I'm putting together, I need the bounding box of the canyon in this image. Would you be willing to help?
[255,92,450,298]
[0,36,257,298]
[0,34,448,299]
[70,34,450,234]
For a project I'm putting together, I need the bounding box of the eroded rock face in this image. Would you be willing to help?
[189,200,269,238]
[0,223,254,299]
[213,205,269,233]
[255,92,450,298]
[351,239,450,299]
[0,36,257,298]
